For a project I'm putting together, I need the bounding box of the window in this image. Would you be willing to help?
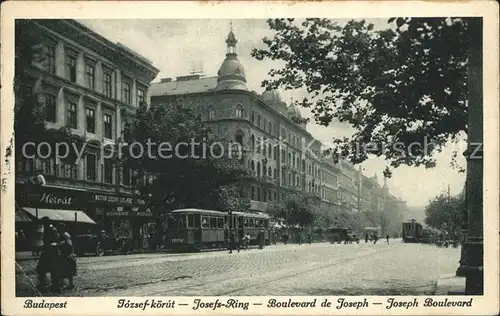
[250,135,255,151]
[217,218,224,228]
[67,101,77,129]
[235,130,244,145]
[268,144,272,158]
[44,95,56,123]
[122,81,131,104]
[268,122,272,133]
[61,163,77,180]
[86,107,95,133]
[122,164,130,185]
[187,214,195,228]
[244,219,249,228]
[257,162,261,177]
[235,106,243,118]
[273,168,277,179]
[210,217,217,228]
[103,114,112,139]
[257,114,261,127]
[85,63,95,89]
[65,53,77,82]
[104,158,113,184]
[251,112,255,124]
[251,160,255,172]
[201,217,210,228]
[274,147,278,160]
[137,87,145,105]
[40,159,55,176]
[194,215,201,227]
[268,166,272,177]
[45,44,55,74]
[86,154,97,181]
[208,109,215,119]
[103,72,112,97]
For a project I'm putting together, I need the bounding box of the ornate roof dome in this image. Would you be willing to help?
[216,26,248,91]
[287,104,302,119]
[262,90,281,103]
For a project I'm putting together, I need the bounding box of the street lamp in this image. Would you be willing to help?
[228,210,233,253]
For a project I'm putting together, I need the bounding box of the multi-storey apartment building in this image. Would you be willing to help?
[150,28,327,212]
[15,19,160,244]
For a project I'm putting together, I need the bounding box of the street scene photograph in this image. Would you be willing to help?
[11,16,485,298]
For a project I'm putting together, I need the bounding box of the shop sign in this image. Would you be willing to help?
[16,184,85,209]
[90,193,145,206]
[105,210,153,217]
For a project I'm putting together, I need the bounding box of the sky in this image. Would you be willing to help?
[78,19,467,207]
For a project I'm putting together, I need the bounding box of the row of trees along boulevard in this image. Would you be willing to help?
[252,17,482,294]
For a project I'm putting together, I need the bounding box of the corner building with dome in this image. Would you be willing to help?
[150,29,362,214]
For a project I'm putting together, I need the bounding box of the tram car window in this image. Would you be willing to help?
[210,217,217,228]
[217,217,224,228]
[250,219,254,227]
[244,219,249,227]
[201,217,209,228]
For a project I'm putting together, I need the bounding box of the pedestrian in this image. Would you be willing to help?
[373,234,378,244]
[307,232,312,244]
[364,232,368,243]
[229,230,239,254]
[36,217,61,292]
[386,234,390,244]
[258,227,265,250]
[59,232,77,289]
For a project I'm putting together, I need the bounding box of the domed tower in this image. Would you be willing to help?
[287,103,306,128]
[216,22,248,91]
[262,89,287,113]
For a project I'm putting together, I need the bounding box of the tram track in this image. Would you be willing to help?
[128,243,394,297]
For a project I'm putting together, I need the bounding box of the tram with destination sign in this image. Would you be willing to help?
[164,208,271,251]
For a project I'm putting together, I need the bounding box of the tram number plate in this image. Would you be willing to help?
[171,238,184,243]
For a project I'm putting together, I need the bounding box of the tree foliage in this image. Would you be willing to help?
[424,192,465,238]
[268,193,318,228]
[252,18,471,173]
[122,101,248,213]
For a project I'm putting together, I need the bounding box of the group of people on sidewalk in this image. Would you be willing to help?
[35,218,77,293]
[228,227,267,254]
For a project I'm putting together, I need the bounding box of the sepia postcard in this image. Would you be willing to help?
[1,1,499,315]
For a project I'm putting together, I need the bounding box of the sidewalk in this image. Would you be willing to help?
[435,273,466,295]
[15,242,308,262]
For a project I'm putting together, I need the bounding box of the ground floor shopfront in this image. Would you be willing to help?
[15,183,160,249]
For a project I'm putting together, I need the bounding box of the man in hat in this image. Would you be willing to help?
[36,217,61,292]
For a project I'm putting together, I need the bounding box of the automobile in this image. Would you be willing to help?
[348,233,360,244]
[73,231,133,256]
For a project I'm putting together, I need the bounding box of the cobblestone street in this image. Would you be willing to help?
[15,241,459,297]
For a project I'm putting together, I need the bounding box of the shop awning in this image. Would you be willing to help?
[15,204,32,223]
[23,208,96,224]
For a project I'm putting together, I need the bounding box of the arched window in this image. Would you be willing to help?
[235,105,243,118]
[250,135,255,151]
[235,130,244,145]
[274,147,278,160]
[268,166,272,177]
[268,144,272,158]
[251,160,255,172]
[268,122,272,133]
[257,162,261,177]
[208,108,215,119]
[251,186,255,200]
[273,168,277,179]
[256,138,261,153]
[281,149,286,162]
[251,112,255,124]
[263,138,267,155]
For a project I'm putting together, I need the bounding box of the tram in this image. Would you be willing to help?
[164,208,271,251]
[402,219,423,243]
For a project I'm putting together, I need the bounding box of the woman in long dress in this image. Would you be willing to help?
[59,232,77,289]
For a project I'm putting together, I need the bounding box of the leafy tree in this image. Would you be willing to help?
[268,192,317,228]
[122,101,248,214]
[424,192,465,238]
[252,18,472,173]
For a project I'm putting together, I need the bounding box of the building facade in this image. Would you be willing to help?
[15,19,160,245]
[150,27,407,224]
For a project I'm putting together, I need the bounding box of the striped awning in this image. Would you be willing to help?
[15,204,32,223]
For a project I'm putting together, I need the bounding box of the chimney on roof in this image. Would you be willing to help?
[176,75,201,82]
[160,78,172,83]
